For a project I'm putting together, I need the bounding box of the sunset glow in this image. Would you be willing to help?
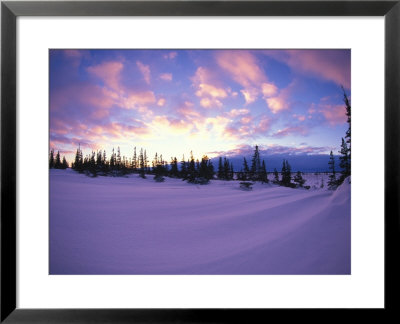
[50,49,350,163]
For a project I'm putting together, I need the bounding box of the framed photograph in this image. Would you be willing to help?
[1,0,399,322]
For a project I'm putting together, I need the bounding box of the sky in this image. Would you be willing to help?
[49,49,350,166]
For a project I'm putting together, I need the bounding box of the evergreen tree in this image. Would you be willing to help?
[217,157,224,179]
[242,157,249,181]
[116,147,121,170]
[132,147,137,172]
[250,145,261,180]
[61,156,68,169]
[328,150,337,190]
[187,151,197,182]
[49,149,55,169]
[338,137,350,179]
[223,158,230,180]
[110,148,115,169]
[139,148,145,178]
[293,171,305,187]
[144,150,148,173]
[273,168,279,184]
[281,159,292,187]
[207,159,214,180]
[180,155,187,179]
[73,144,83,172]
[55,151,62,168]
[230,162,234,180]
[170,157,179,177]
[260,160,268,183]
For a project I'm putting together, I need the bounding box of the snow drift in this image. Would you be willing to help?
[49,170,350,274]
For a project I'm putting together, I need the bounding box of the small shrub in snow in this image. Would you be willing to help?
[154,175,165,182]
[188,177,209,185]
[240,182,253,190]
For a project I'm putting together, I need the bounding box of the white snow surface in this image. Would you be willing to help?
[50,169,351,274]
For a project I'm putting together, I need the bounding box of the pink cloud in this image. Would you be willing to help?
[261,82,278,97]
[216,50,266,88]
[266,96,288,114]
[87,61,123,91]
[159,73,173,81]
[122,91,156,109]
[164,52,177,60]
[264,50,351,89]
[136,61,151,85]
[157,98,166,106]
[271,126,308,138]
[192,67,228,108]
[240,89,258,105]
[319,104,347,125]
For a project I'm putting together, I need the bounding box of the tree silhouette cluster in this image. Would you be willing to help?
[236,145,268,183]
[49,149,68,169]
[51,144,310,189]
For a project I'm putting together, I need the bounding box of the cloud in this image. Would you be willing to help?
[152,115,193,135]
[87,61,123,91]
[318,104,347,125]
[271,126,308,138]
[208,143,331,157]
[136,61,151,85]
[265,80,296,114]
[240,89,258,105]
[157,98,166,106]
[266,97,288,114]
[216,50,266,88]
[261,82,278,97]
[223,115,271,140]
[164,51,177,60]
[192,67,228,108]
[122,91,156,109]
[263,49,351,89]
[159,73,173,81]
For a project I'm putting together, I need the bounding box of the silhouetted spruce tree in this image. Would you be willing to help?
[110,148,115,170]
[207,159,214,180]
[250,145,261,180]
[61,156,68,169]
[343,86,351,158]
[132,147,137,172]
[139,148,146,178]
[187,151,197,182]
[49,149,55,169]
[281,160,292,187]
[73,145,83,172]
[144,150,148,173]
[242,157,249,181]
[170,157,179,177]
[55,151,62,169]
[223,158,230,180]
[293,171,305,188]
[328,151,337,190]
[335,87,352,186]
[102,150,108,173]
[273,168,279,184]
[260,160,268,183]
[180,155,187,179]
[338,137,350,179]
[217,157,224,179]
[199,155,212,180]
[230,163,234,180]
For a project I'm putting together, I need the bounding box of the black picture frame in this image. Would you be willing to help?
[1,1,399,322]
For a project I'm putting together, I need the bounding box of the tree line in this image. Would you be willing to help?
[49,144,308,188]
[327,87,351,190]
